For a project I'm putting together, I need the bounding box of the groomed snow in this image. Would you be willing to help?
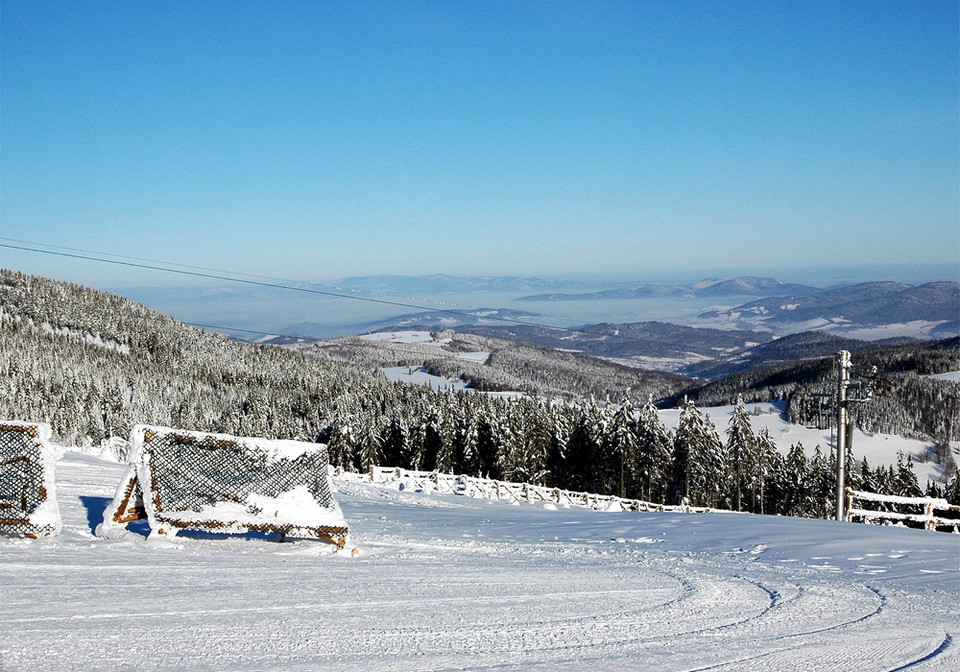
[1,451,957,671]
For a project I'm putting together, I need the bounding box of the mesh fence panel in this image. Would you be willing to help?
[0,422,60,538]
[108,427,348,546]
[145,430,337,514]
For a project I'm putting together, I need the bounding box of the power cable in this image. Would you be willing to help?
[1,237,302,286]
[2,241,535,326]
[2,239,684,349]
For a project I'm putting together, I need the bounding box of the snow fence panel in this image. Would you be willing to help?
[100,425,348,547]
[0,421,61,538]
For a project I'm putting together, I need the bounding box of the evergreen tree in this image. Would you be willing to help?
[472,410,501,480]
[725,395,757,511]
[411,411,443,471]
[635,395,672,503]
[945,472,960,504]
[777,443,810,516]
[380,417,411,469]
[754,427,778,514]
[563,407,599,493]
[608,394,639,498]
[808,446,833,519]
[356,417,383,472]
[671,399,725,507]
[894,452,923,497]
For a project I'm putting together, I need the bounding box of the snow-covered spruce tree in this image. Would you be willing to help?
[325,417,357,471]
[894,452,923,497]
[471,407,501,480]
[380,416,412,470]
[588,399,618,496]
[411,411,443,472]
[752,427,778,514]
[725,395,758,512]
[671,398,725,508]
[607,394,639,499]
[635,394,672,504]
[356,417,384,473]
[562,400,606,493]
[945,472,960,505]
[807,446,834,519]
[499,399,551,485]
[760,446,786,516]
[773,442,810,517]
[544,401,570,489]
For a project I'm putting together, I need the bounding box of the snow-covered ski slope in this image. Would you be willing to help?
[1,452,958,671]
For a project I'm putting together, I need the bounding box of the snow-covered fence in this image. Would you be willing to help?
[99,425,349,547]
[367,466,714,514]
[845,488,960,532]
[0,421,61,538]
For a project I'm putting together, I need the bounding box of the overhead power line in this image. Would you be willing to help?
[1,238,679,349]
[1,240,533,324]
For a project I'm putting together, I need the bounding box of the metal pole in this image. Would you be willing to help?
[835,350,851,521]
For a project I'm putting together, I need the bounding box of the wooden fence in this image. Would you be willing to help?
[364,466,715,514]
[845,488,960,532]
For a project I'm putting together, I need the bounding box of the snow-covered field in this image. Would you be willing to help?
[929,371,960,383]
[1,451,958,671]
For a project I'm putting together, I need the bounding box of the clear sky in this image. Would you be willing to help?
[2,0,958,288]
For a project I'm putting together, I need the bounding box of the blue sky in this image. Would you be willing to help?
[2,0,958,288]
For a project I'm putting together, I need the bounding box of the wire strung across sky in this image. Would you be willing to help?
[2,238,682,350]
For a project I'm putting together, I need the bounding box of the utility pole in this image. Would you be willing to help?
[835,350,852,522]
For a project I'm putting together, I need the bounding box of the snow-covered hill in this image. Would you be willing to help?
[1,451,956,671]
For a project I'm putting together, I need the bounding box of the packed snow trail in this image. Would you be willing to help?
[0,453,957,671]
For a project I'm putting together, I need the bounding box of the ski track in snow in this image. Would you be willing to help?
[1,454,958,671]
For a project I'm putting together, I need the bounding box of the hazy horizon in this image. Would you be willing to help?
[2,1,957,292]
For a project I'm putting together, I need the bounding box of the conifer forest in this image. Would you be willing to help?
[2,269,959,516]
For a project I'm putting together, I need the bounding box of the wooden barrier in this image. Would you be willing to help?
[368,466,713,514]
[99,425,349,547]
[0,421,61,538]
[846,488,960,532]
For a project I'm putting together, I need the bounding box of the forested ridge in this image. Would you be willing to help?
[2,269,958,513]
[298,331,690,400]
[666,337,960,447]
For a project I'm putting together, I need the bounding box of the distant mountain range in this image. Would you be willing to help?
[700,281,959,337]
[350,279,958,379]
[334,274,585,295]
[520,276,821,301]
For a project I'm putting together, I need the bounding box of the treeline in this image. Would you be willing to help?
[2,269,958,516]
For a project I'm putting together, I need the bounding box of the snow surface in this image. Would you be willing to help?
[928,371,960,383]
[1,451,958,671]
[383,366,470,391]
[360,330,440,344]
